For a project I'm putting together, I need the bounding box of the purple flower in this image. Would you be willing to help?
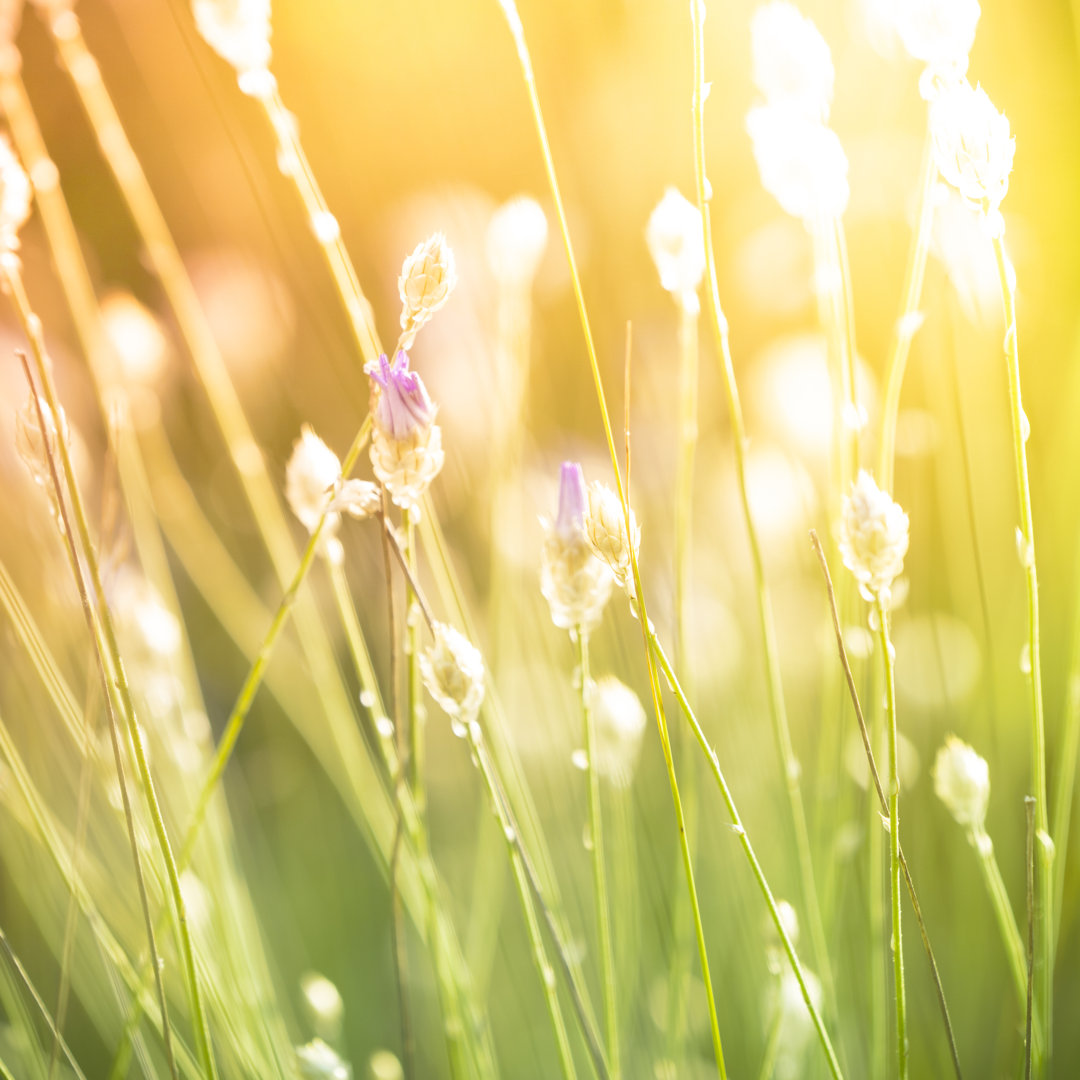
[365,351,437,441]
[555,461,588,542]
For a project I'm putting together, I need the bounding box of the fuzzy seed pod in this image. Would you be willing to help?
[933,735,990,830]
[421,622,485,736]
[398,232,457,348]
[838,470,909,604]
[584,481,640,595]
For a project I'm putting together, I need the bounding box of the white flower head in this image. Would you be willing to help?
[487,196,548,288]
[584,481,641,596]
[751,1,835,121]
[296,1037,351,1080]
[0,134,31,253]
[838,470,909,603]
[285,424,341,534]
[933,735,989,829]
[300,972,344,1042]
[747,104,849,222]
[540,462,613,632]
[930,79,1014,212]
[646,188,705,311]
[192,0,272,77]
[894,0,980,78]
[398,232,457,348]
[590,675,648,787]
[421,622,485,736]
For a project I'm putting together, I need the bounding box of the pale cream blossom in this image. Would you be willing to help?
[751,1,834,121]
[192,0,271,76]
[398,232,457,348]
[933,735,989,830]
[285,424,341,534]
[894,0,980,77]
[300,972,344,1042]
[589,675,648,788]
[15,389,69,494]
[747,105,849,221]
[0,134,31,252]
[487,196,548,288]
[645,187,705,311]
[930,79,1014,212]
[838,470,909,603]
[421,622,485,736]
[584,481,641,595]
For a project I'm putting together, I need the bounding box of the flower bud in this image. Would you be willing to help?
[933,735,989,830]
[894,0,980,78]
[930,79,1014,211]
[192,0,272,77]
[540,463,613,632]
[365,352,444,512]
[487,196,548,288]
[584,481,640,594]
[0,134,31,253]
[838,470,909,604]
[645,188,705,311]
[420,622,485,736]
[398,232,457,348]
[751,1,834,122]
[746,104,849,222]
[590,675,647,788]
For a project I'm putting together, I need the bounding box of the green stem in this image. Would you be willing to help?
[755,977,784,1080]
[972,828,1029,1016]
[5,265,216,1079]
[875,598,906,1080]
[878,127,936,491]
[579,633,619,1078]
[992,231,1052,1067]
[650,635,843,1080]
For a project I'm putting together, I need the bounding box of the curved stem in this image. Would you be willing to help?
[992,232,1052,1066]
[878,128,936,491]
[579,633,619,1078]
[972,829,1029,1015]
[875,598,906,1080]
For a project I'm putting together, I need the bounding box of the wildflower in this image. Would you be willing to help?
[645,188,706,312]
[366,351,444,512]
[192,0,272,78]
[540,462,613,632]
[750,1,834,121]
[301,972,344,1042]
[296,1038,351,1080]
[487,196,548,288]
[0,134,31,253]
[933,735,989,830]
[420,622,485,736]
[838,470,909,604]
[589,676,648,787]
[15,389,69,496]
[747,104,849,222]
[930,79,1014,213]
[398,232,457,348]
[894,0,980,79]
[584,481,641,595]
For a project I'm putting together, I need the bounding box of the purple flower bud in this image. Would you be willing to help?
[365,351,437,441]
[555,461,588,542]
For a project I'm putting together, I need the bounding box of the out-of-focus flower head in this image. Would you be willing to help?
[300,972,344,1043]
[540,462,613,632]
[192,0,272,78]
[100,290,172,385]
[487,196,548,289]
[930,79,1014,220]
[15,388,69,493]
[838,470,909,604]
[589,675,648,788]
[398,232,457,349]
[751,1,834,121]
[645,187,706,313]
[584,480,641,597]
[933,735,990,830]
[747,104,850,222]
[931,185,999,323]
[296,1037,351,1080]
[0,134,31,253]
[421,622,485,737]
[768,967,822,1080]
[763,898,800,973]
[365,351,444,512]
[894,0,980,85]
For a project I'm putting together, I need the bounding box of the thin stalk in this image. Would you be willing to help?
[755,979,784,1080]
[650,636,843,1080]
[992,231,1051,1063]
[810,530,962,1079]
[874,597,907,1080]
[468,730,578,1075]
[405,517,426,820]
[1025,797,1036,1080]
[878,128,936,491]
[6,271,215,1077]
[688,0,836,1023]
[579,632,619,1078]
[494,5,727,1071]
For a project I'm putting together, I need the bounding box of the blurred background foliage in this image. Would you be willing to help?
[2,0,1080,1077]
